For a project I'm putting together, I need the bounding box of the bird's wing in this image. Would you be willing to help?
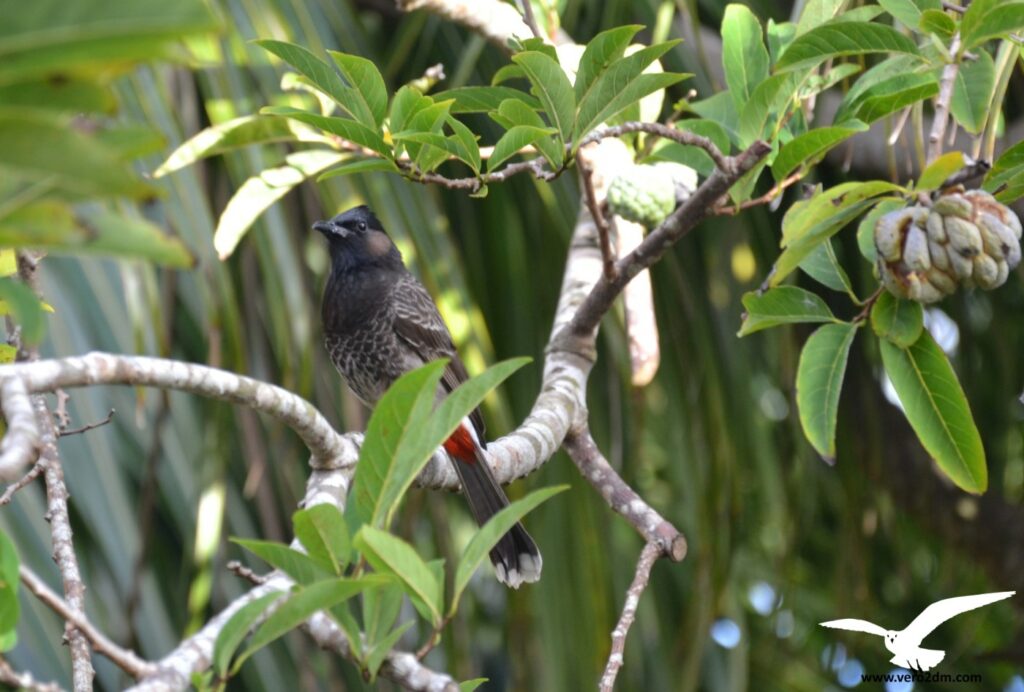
[819,619,887,636]
[390,272,487,439]
[902,592,1015,645]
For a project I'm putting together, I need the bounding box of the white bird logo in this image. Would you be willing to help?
[820,591,1014,671]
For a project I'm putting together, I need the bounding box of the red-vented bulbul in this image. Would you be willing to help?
[313,205,541,588]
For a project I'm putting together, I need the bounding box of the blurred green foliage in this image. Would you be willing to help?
[1,0,1022,691]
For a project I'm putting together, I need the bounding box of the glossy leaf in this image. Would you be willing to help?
[960,0,1024,50]
[212,591,283,677]
[234,578,383,672]
[445,116,481,173]
[431,86,539,113]
[776,22,919,72]
[879,0,940,27]
[737,72,801,147]
[838,72,938,125]
[451,485,567,612]
[919,9,956,38]
[231,538,334,586]
[355,526,443,626]
[260,107,389,156]
[293,504,351,574]
[770,181,904,286]
[389,86,433,133]
[879,332,986,493]
[213,148,344,260]
[984,139,1024,202]
[950,48,995,134]
[799,240,858,300]
[870,290,924,347]
[795,0,849,34]
[738,286,837,336]
[916,151,965,191]
[511,51,575,151]
[573,25,642,102]
[796,323,858,461]
[771,122,867,181]
[487,125,557,172]
[328,51,387,127]
[722,4,770,110]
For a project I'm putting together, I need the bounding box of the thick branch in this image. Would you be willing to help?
[395,0,531,49]
[20,566,156,679]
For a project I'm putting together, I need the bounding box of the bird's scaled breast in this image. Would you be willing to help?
[324,315,401,406]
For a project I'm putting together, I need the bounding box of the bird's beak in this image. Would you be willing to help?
[312,220,347,237]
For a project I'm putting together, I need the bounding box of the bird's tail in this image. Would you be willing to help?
[443,423,542,588]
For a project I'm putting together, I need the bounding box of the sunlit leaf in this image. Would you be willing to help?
[722,5,770,110]
[960,0,1024,50]
[771,122,867,181]
[796,323,858,461]
[738,286,837,336]
[293,504,351,574]
[776,22,919,72]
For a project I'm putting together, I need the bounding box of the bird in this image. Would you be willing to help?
[820,591,1015,671]
[312,205,541,588]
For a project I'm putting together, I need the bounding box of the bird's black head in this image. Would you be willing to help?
[313,205,402,272]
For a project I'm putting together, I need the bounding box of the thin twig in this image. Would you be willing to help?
[0,460,45,504]
[21,565,157,679]
[941,0,965,13]
[577,122,731,171]
[227,561,269,585]
[928,32,962,163]
[53,390,70,429]
[713,170,804,216]
[577,150,616,279]
[57,408,115,437]
[0,656,63,692]
[563,427,686,560]
[599,542,661,692]
[517,0,544,40]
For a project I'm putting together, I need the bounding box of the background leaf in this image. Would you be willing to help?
[722,5,770,111]
[738,286,837,336]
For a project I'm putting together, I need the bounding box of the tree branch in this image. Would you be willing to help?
[599,542,661,692]
[20,565,157,679]
[0,657,63,692]
[928,33,962,164]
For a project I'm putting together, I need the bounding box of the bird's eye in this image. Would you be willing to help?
[357,221,367,232]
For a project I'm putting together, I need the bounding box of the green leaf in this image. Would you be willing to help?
[879,331,987,493]
[445,116,481,173]
[376,357,531,530]
[213,149,345,260]
[293,504,351,575]
[460,679,488,692]
[737,72,802,147]
[642,119,730,177]
[389,86,433,133]
[365,620,414,680]
[0,278,45,345]
[511,51,575,152]
[796,0,849,34]
[491,64,525,85]
[738,286,837,336]
[984,139,1024,202]
[0,529,19,650]
[0,109,152,198]
[776,22,919,72]
[799,240,858,299]
[950,48,995,134]
[917,151,965,191]
[451,485,567,612]
[328,51,387,127]
[0,203,195,268]
[431,86,540,113]
[870,290,924,347]
[574,25,642,102]
[487,125,557,172]
[260,107,389,156]
[879,0,941,27]
[231,538,334,586]
[234,578,382,673]
[767,19,798,61]
[919,9,956,38]
[256,40,374,126]
[574,42,685,140]
[317,158,399,182]
[212,591,283,678]
[493,99,563,169]
[355,526,443,626]
[796,323,858,461]
[770,181,905,286]
[0,0,218,84]
[345,360,447,533]
[771,122,867,181]
[362,581,404,646]
[691,90,740,145]
[961,0,1024,50]
[838,72,938,125]
[0,79,115,114]
[722,4,770,111]
[154,116,324,178]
